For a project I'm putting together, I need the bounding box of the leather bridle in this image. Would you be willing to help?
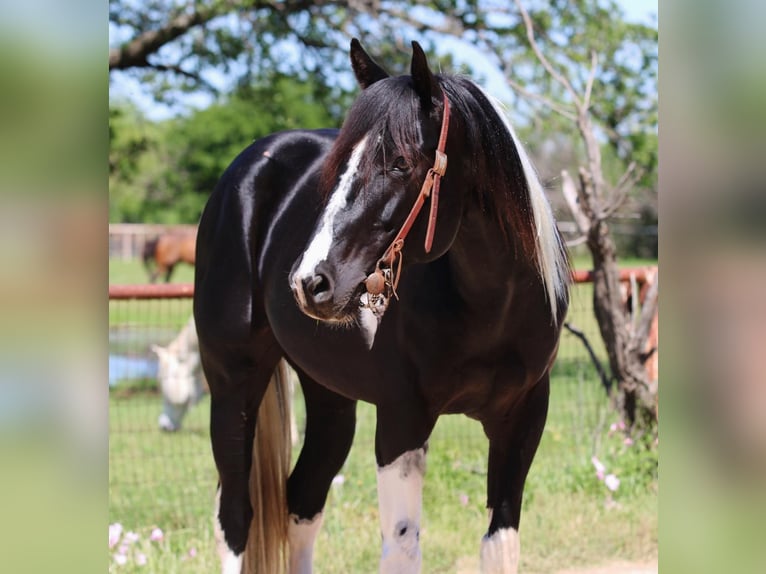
[364,93,451,299]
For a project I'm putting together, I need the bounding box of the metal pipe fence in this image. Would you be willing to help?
[108,267,656,539]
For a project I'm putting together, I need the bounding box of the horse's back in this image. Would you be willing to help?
[194,129,338,350]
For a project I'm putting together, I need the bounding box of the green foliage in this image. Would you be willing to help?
[167,76,339,201]
[109,76,339,223]
[109,102,168,222]
[110,1,657,226]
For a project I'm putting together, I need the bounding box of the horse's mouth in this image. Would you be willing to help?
[292,281,368,327]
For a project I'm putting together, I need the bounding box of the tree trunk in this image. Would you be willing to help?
[588,219,656,428]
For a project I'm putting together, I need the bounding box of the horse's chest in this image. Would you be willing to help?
[428,354,527,417]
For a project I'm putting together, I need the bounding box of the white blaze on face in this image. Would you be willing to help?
[480,524,520,574]
[291,136,369,303]
[377,448,427,574]
[288,512,323,574]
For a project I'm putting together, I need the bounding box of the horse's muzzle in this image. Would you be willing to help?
[290,262,340,321]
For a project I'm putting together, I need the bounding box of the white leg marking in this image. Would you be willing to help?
[288,512,323,574]
[480,525,520,574]
[377,448,426,574]
[221,551,243,574]
[213,487,243,574]
[291,136,368,293]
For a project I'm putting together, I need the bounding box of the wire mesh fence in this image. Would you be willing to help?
[108,270,653,542]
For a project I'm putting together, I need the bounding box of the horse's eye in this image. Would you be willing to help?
[391,156,410,173]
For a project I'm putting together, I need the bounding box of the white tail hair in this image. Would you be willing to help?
[484,92,570,321]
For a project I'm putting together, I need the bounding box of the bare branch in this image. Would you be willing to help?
[150,64,203,82]
[110,8,209,70]
[630,272,659,353]
[600,162,644,218]
[109,0,326,72]
[600,189,629,219]
[614,161,640,194]
[512,0,581,108]
[505,77,577,121]
[583,50,598,110]
[561,169,591,233]
[564,322,613,394]
[565,235,588,247]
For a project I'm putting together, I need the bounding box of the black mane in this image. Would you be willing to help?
[320,74,537,259]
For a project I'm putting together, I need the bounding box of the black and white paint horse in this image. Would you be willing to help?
[194,40,569,574]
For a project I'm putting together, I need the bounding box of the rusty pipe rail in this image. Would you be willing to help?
[109,267,657,300]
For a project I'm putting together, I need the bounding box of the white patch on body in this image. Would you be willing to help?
[480,525,520,574]
[213,486,244,574]
[482,91,569,322]
[288,512,323,574]
[377,448,427,574]
[291,136,369,302]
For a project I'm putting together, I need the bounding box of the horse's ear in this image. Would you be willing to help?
[151,344,168,359]
[410,41,442,109]
[350,38,389,89]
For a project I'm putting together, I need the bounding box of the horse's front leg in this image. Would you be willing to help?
[286,374,356,574]
[375,404,436,574]
[480,375,550,574]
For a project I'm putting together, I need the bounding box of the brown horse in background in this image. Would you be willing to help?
[143,229,197,283]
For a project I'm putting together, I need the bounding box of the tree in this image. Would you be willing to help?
[109,1,656,180]
[109,75,338,223]
[109,102,167,222]
[507,0,659,430]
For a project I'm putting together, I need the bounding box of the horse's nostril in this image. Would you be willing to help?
[304,273,332,301]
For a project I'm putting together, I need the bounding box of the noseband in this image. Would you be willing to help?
[364,93,451,301]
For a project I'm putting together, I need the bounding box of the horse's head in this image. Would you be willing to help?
[290,40,464,330]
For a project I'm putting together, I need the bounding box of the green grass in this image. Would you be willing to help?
[109,257,657,572]
[108,379,656,573]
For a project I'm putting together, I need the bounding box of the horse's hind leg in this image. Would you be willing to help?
[286,373,356,574]
[480,375,550,574]
[164,263,175,283]
[203,336,283,573]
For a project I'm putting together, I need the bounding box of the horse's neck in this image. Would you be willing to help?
[448,205,536,309]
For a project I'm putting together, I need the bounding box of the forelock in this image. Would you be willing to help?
[320,77,426,197]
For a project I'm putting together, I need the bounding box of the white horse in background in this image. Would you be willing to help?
[152,316,206,432]
[152,316,299,439]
